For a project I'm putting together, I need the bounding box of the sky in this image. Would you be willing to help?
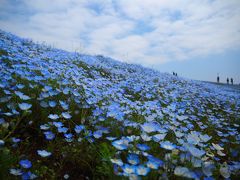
[0,0,240,83]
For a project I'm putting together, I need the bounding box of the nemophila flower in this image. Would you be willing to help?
[136,144,150,151]
[15,91,30,100]
[106,136,117,141]
[175,131,184,138]
[0,118,5,124]
[44,85,52,91]
[136,165,150,176]
[64,174,70,179]
[73,90,80,96]
[93,130,103,139]
[58,127,68,133]
[12,109,20,115]
[74,125,85,133]
[174,166,196,179]
[49,101,57,107]
[16,84,25,89]
[152,133,166,142]
[22,171,37,180]
[212,143,224,151]
[127,154,140,165]
[112,139,128,150]
[40,124,50,130]
[59,100,69,110]
[64,133,73,140]
[18,103,32,110]
[3,112,13,116]
[141,122,160,133]
[160,141,176,150]
[37,150,52,157]
[0,139,5,146]
[48,114,59,120]
[200,134,212,142]
[62,112,72,119]
[191,157,202,168]
[140,133,151,141]
[147,156,163,169]
[202,161,216,177]
[188,146,205,158]
[122,164,136,175]
[63,87,70,94]
[186,133,200,145]
[40,101,49,108]
[111,158,124,166]
[19,159,32,169]
[44,131,55,140]
[9,168,22,176]
[12,137,21,143]
[4,89,11,95]
[53,121,63,128]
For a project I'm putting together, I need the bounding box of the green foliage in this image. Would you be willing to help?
[0,147,17,179]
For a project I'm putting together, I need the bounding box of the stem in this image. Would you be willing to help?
[4,115,24,140]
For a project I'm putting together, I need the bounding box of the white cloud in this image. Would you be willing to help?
[0,0,240,66]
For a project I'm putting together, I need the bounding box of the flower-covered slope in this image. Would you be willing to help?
[0,29,240,179]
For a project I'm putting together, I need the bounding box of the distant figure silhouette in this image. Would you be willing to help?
[227,78,229,84]
[176,73,178,76]
[231,78,233,85]
[173,72,175,76]
[217,76,220,83]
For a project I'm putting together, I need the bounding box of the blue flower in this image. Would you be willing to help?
[160,141,176,150]
[22,171,37,179]
[188,146,205,158]
[152,133,167,142]
[136,165,150,176]
[40,124,50,130]
[74,125,85,133]
[58,127,68,133]
[18,103,32,110]
[53,121,63,128]
[122,164,136,175]
[62,112,72,119]
[64,133,73,139]
[110,158,124,166]
[127,154,140,165]
[174,166,196,179]
[141,122,160,133]
[44,131,55,140]
[49,101,57,107]
[0,139,5,146]
[136,144,150,151]
[93,130,103,139]
[37,150,52,157]
[200,134,212,142]
[19,159,32,169]
[112,140,128,150]
[147,156,163,169]
[48,114,59,120]
[12,137,21,143]
[15,91,30,100]
[59,100,69,110]
[9,168,22,176]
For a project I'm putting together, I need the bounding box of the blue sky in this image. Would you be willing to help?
[0,0,240,83]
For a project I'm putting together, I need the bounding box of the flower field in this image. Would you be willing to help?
[0,30,240,179]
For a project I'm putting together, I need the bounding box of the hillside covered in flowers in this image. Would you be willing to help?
[0,30,240,179]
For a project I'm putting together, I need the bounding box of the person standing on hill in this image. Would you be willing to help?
[227,78,229,84]
[231,78,233,85]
